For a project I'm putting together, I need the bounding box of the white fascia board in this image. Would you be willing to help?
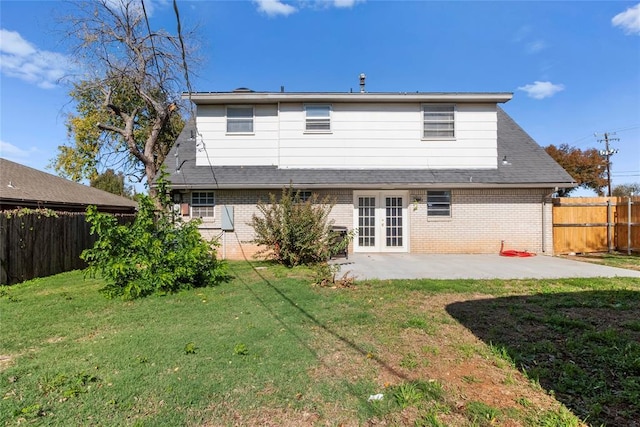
[183,92,514,104]
[168,182,574,191]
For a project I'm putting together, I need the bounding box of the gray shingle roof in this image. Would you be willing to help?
[163,107,575,190]
[0,159,138,212]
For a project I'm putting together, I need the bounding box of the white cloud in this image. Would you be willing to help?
[526,40,546,54]
[517,81,565,100]
[512,25,532,43]
[331,0,365,8]
[254,0,298,17]
[612,3,640,35]
[0,140,40,159]
[0,29,76,89]
[253,0,365,16]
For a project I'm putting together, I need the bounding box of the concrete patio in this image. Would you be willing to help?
[330,253,640,280]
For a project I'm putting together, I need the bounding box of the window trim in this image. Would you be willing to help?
[296,190,313,203]
[226,105,254,134]
[304,104,332,133]
[422,104,455,140]
[191,191,215,218]
[426,190,451,218]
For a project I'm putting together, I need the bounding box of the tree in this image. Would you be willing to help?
[90,168,132,197]
[52,0,194,200]
[545,144,608,196]
[612,183,640,197]
[250,186,353,267]
[82,174,227,300]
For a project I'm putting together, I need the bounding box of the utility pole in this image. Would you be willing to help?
[597,132,619,197]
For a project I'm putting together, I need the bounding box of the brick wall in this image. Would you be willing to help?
[187,187,554,259]
[409,188,553,254]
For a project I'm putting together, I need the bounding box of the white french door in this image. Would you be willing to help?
[353,191,408,253]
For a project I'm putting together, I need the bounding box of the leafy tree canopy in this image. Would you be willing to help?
[612,183,640,197]
[90,168,132,197]
[545,143,608,196]
[52,0,195,199]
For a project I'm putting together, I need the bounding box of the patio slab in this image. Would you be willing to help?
[330,253,640,280]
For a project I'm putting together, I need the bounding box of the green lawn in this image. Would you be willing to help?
[563,252,640,272]
[1,263,639,426]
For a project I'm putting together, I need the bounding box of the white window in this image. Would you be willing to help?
[226,106,254,133]
[305,105,331,132]
[191,192,215,218]
[423,104,455,139]
[296,190,313,202]
[427,190,451,217]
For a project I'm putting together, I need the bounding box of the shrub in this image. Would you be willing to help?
[82,175,227,299]
[249,186,351,267]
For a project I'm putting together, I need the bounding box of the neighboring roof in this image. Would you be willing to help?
[185,91,513,105]
[163,108,575,190]
[0,158,138,212]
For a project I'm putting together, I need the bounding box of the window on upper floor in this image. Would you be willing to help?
[305,105,331,132]
[191,191,215,218]
[427,190,451,217]
[423,104,455,139]
[226,106,254,133]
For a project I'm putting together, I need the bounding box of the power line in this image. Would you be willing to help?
[140,0,164,89]
[173,0,195,120]
[566,124,639,149]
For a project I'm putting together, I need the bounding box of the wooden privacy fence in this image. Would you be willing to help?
[552,197,640,254]
[0,211,135,285]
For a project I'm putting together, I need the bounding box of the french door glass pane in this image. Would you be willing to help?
[358,197,376,247]
[385,197,403,247]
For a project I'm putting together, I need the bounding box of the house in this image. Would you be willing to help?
[0,158,137,213]
[162,86,575,259]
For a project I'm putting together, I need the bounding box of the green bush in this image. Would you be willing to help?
[249,186,351,267]
[82,176,226,299]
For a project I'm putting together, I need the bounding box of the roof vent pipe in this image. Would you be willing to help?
[359,73,366,93]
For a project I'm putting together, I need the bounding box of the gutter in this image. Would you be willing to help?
[166,182,576,191]
[184,92,514,105]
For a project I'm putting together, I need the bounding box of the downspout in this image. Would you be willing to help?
[542,188,557,254]
[277,101,281,167]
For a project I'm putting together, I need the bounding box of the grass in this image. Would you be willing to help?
[0,263,638,425]
[563,251,640,271]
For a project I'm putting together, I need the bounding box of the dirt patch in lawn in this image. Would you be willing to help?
[0,354,14,372]
[446,290,640,427]
[199,288,634,426]
[277,293,572,426]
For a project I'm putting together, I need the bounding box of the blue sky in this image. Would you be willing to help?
[1,0,639,194]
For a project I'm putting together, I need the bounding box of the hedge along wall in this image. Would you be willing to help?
[0,210,135,285]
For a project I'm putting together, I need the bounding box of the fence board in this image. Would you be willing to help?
[553,197,640,254]
[0,211,135,285]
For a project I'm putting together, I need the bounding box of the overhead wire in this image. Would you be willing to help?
[140,0,164,91]
[172,0,196,120]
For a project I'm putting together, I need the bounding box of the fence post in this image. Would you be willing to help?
[629,197,632,255]
[607,199,612,253]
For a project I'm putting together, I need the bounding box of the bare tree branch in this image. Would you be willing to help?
[54,0,196,201]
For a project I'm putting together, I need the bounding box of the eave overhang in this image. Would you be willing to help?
[183,92,514,105]
[166,182,575,191]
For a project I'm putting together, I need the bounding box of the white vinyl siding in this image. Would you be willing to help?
[423,104,455,139]
[191,192,215,218]
[278,103,497,169]
[197,102,498,169]
[196,105,279,166]
[427,190,451,217]
[305,105,331,132]
[226,106,254,133]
